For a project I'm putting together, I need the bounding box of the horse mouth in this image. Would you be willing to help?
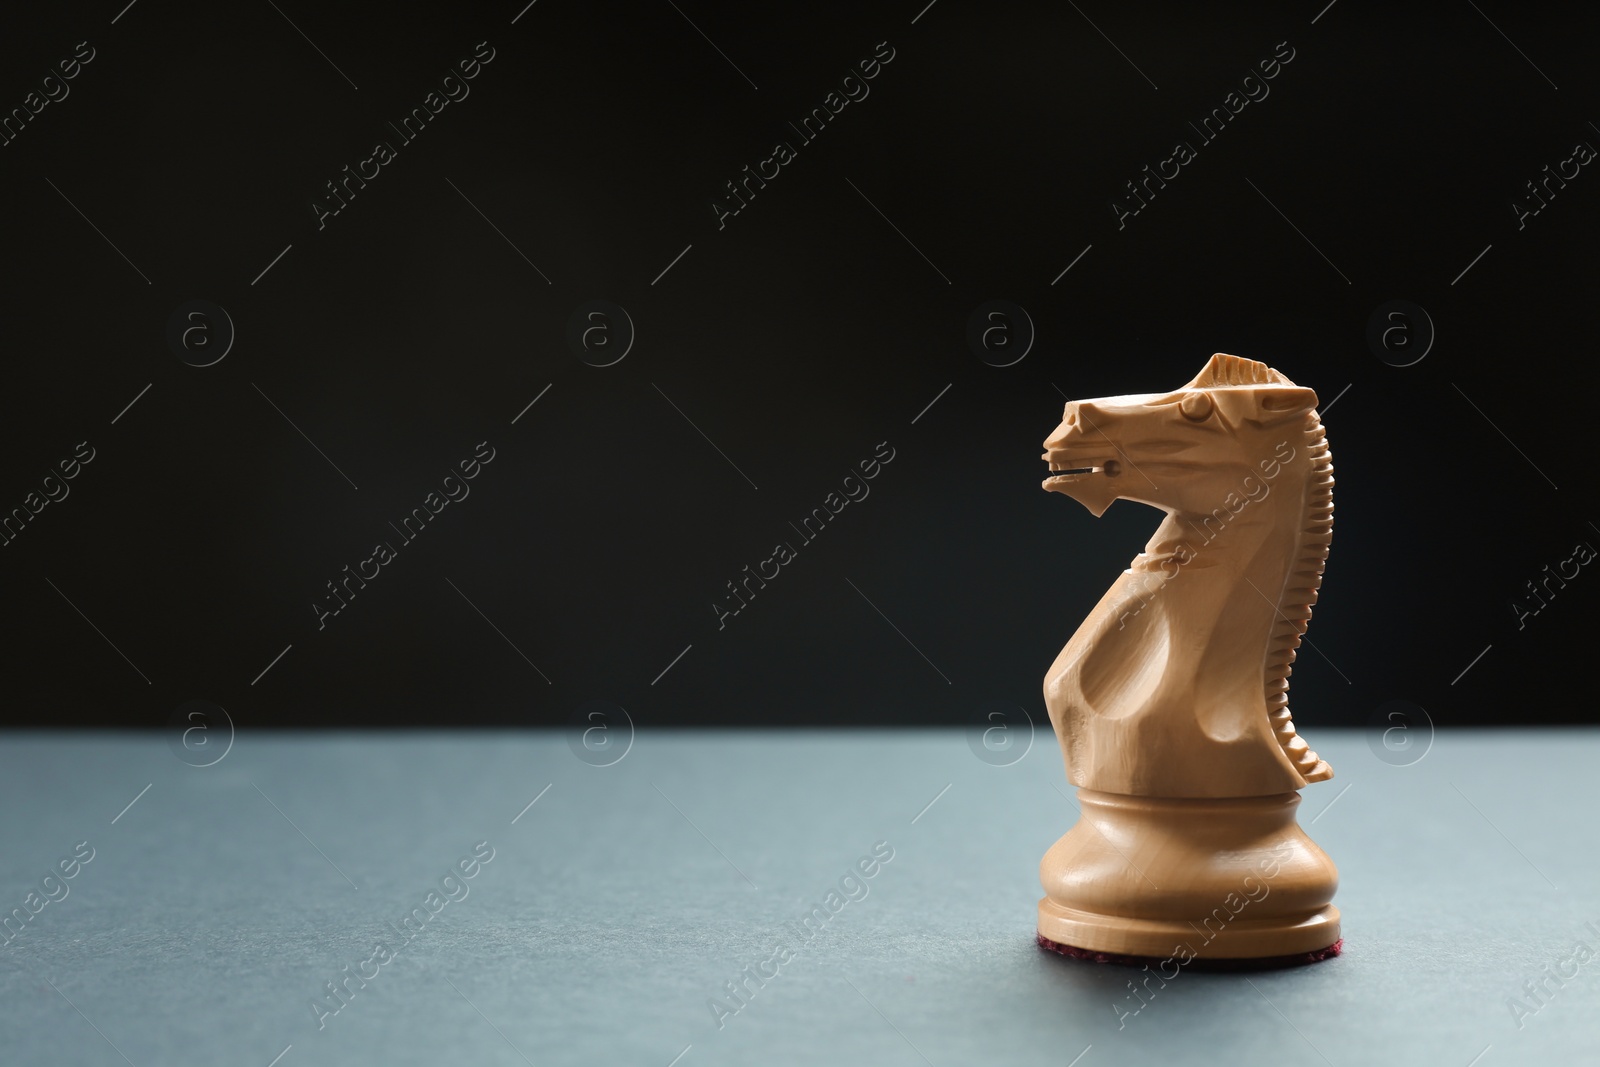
[1046,457,1125,477]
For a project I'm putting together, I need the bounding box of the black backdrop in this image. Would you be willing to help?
[2,0,1596,730]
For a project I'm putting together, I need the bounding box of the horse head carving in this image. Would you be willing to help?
[1041,353,1335,798]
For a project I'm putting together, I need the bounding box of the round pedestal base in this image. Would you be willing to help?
[1037,788,1340,960]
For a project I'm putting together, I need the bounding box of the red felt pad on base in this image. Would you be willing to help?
[1037,930,1342,971]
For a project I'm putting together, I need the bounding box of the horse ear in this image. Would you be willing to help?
[1249,385,1318,426]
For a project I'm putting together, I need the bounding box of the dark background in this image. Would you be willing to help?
[1,0,1595,730]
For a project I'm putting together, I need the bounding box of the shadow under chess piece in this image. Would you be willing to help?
[1036,354,1341,964]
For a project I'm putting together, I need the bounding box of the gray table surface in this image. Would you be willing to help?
[1,729,1595,1066]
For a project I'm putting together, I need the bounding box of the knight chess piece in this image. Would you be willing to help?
[1036,353,1342,965]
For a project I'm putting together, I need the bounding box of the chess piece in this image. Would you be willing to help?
[1036,354,1341,963]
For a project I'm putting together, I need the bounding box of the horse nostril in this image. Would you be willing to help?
[1103,459,1122,478]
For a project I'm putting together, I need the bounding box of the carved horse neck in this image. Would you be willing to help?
[1118,429,1332,782]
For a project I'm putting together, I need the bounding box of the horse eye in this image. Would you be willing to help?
[1179,391,1214,421]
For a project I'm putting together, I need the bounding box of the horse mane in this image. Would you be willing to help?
[1188,352,1333,781]
[1184,352,1291,389]
[1265,382,1334,781]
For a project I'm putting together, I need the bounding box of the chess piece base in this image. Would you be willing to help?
[1036,930,1343,970]
[1037,789,1340,960]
